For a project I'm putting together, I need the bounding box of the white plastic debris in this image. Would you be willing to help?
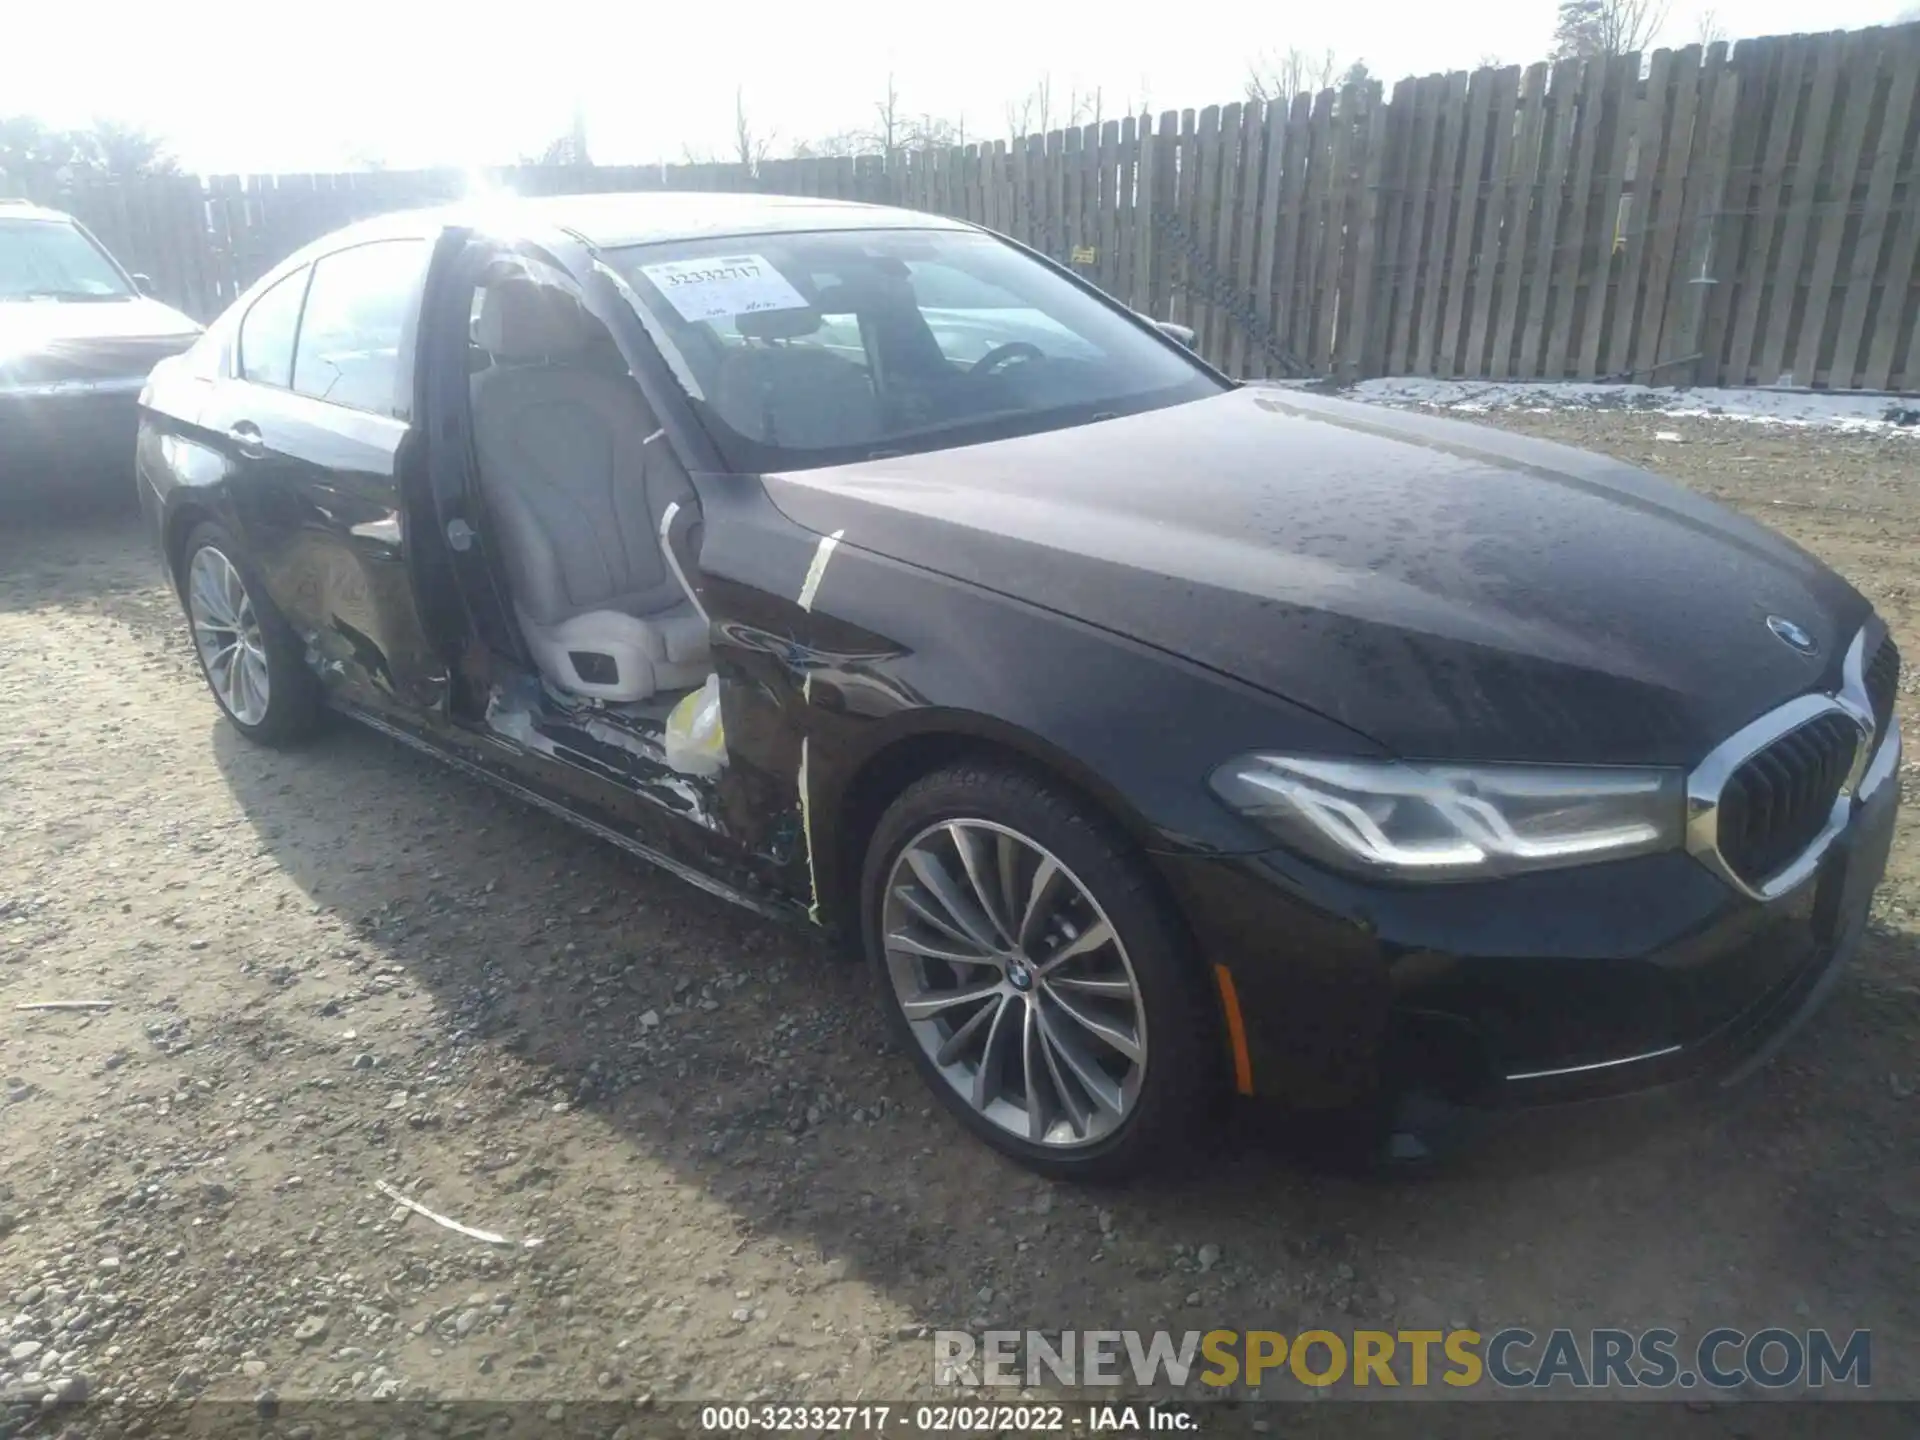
[664,675,727,777]
[16,1000,114,1012]
[374,1180,509,1245]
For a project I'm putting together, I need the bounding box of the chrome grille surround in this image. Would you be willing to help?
[1685,622,1897,901]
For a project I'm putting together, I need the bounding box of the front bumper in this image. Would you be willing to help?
[1161,720,1901,1113]
[0,378,145,489]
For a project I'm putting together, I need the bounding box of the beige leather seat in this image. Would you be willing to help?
[469,277,708,702]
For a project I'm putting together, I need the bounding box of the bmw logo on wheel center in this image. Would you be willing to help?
[1767,615,1819,654]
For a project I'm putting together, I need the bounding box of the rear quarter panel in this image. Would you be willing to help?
[137,347,234,576]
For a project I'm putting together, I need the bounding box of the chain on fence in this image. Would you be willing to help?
[1151,207,1313,380]
[1020,189,1313,381]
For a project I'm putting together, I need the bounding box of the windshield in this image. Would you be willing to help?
[0,218,134,301]
[608,228,1222,471]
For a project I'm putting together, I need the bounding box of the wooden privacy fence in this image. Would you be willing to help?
[16,21,1920,390]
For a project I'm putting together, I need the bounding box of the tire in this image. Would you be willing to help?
[861,761,1221,1181]
[179,521,322,746]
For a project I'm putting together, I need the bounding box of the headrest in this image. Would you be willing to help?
[735,306,822,341]
[814,272,911,311]
[476,278,596,359]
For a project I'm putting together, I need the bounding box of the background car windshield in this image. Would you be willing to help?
[610,229,1222,471]
[0,219,132,300]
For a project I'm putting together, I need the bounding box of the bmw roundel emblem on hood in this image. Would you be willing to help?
[1767,615,1818,655]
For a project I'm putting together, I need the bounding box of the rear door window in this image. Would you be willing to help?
[292,239,428,416]
[237,267,309,388]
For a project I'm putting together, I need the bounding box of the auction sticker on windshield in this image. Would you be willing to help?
[640,255,809,322]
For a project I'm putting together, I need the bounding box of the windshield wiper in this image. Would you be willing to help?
[866,404,1038,453]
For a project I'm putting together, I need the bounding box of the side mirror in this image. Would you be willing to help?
[131,273,155,296]
[1154,320,1196,349]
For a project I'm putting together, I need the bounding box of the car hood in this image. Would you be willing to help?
[0,296,201,383]
[760,387,1869,765]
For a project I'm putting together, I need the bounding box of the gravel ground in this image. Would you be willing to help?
[0,410,1916,1420]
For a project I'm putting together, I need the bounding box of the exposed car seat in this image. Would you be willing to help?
[469,276,709,703]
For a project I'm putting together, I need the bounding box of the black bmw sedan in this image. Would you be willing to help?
[135,192,1901,1179]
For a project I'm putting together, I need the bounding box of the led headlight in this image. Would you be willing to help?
[1210,755,1685,880]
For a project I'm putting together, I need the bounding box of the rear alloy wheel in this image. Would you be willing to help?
[863,763,1218,1180]
[181,522,320,745]
[187,545,271,726]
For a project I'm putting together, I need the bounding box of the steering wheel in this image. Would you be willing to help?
[969,341,1045,377]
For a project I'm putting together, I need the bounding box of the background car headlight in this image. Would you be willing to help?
[1209,755,1685,880]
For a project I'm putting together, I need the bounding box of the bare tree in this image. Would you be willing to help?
[873,73,904,157]
[530,134,587,165]
[2,116,178,184]
[1551,0,1670,58]
[1005,75,1096,138]
[1245,47,1340,104]
[1005,76,1049,139]
[72,120,178,179]
[527,105,592,166]
[793,77,965,160]
[733,88,774,173]
[1115,88,1153,124]
[791,131,864,159]
[904,114,966,150]
[1693,6,1729,44]
[1067,86,1101,129]
[1,115,76,184]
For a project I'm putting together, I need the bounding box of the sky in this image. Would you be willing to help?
[8,0,1911,174]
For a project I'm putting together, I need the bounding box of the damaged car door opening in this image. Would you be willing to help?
[137,190,1901,1180]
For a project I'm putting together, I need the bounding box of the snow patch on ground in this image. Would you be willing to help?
[1347,377,1920,435]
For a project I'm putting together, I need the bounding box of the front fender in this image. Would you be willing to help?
[713,521,1383,931]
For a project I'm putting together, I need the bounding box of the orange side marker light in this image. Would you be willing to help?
[1213,963,1256,1096]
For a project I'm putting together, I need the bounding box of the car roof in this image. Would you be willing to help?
[305,190,973,257]
[515,191,973,247]
[0,198,79,225]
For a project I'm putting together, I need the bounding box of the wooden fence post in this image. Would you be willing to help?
[1842,25,1920,389]
[1460,66,1523,379]
[1790,29,1884,388]
[1625,45,1700,383]
[1247,97,1289,378]
[1680,39,1746,385]
[1438,66,1499,377]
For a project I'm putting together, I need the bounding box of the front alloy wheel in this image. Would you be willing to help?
[863,762,1218,1180]
[883,819,1149,1148]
